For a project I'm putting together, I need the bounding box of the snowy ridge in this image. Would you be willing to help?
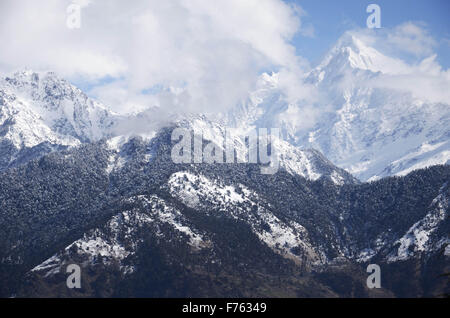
[177,116,356,184]
[168,171,251,212]
[314,32,412,77]
[130,194,207,248]
[167,171,322,264]
[32,194,208,277]
[31,211,151,276]
[387,182,449,262]
[0,70,116,170]
[105,133,156,174]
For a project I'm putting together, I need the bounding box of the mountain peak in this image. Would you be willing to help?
[316,32,410,76]
[333,32,369,53]
[6,69,56,87]
[0,69,117,170]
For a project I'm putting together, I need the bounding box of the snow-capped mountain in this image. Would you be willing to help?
[225,33,450,181]
[0,70,116,170]
[3,31,449,182]
[0,70,355,184]
[1,33,449,298]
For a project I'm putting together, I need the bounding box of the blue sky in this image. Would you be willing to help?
[288,0,450,67]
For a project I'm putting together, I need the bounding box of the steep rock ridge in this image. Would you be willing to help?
[0,70,116,171]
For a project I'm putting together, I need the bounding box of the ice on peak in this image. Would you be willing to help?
[0,69,118,171]
[257,72,279,88]
[334,32,370,52]
[316,32,410,76]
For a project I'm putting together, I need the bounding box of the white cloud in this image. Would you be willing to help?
[386,22,437,57]
[347,23,450,105]
[289,3,315,38]
[369,55,450,105]
[349,22,437,60]
[0,0,309,115]
[2,1,446,130]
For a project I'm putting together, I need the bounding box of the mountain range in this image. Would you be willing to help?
[226,33,450,181]
[0,33,448,298]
